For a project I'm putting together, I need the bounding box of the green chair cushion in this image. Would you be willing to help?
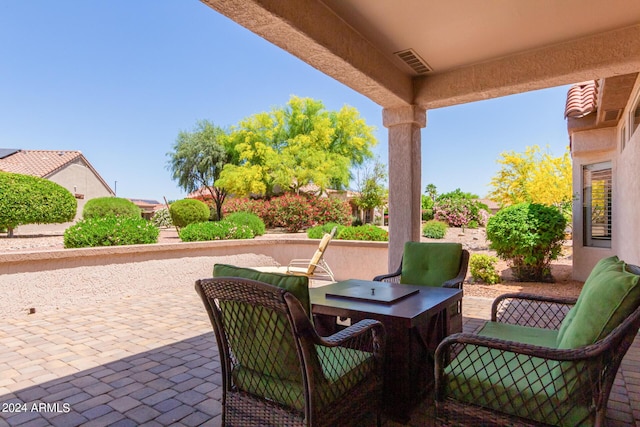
[233,345,375,412]
[213,263,311,317]
[557,256,640,349]
[444,346,590,426]
[400,242,462,287]
[478,322,559,348]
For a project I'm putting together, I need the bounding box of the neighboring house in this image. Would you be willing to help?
[0,149,114,230]
[129,199,164,220]
[565,73,640,280]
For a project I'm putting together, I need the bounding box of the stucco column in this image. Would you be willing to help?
[383,105,427,272]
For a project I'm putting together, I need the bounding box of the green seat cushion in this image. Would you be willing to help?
[443,346,590,426]
[233,345,375,412]
[557,256,640,349]
[479,322,559,348]
[400,242,462,287]
[213,263,311,317]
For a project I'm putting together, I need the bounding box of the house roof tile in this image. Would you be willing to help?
[564,80,598,119]
[0,149,84,177]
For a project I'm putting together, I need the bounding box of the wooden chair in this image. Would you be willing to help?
[195,266,385,427]
[434,257,640,426]
[255,227,337,281]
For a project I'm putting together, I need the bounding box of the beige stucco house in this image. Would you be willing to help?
[0,149,114,231]
[566,74,640,280]
[201,1,640,278]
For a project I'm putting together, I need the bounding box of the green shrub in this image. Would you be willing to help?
[466,220,479,229]
[83,197,140,219]
[421,208,434,221]
[179,220,254,242]
[336,224,388,241]
[306,222,345,239]
[169,199,210,228]
[225,211,265,236]
[63,216,159,248]
[469,254,501,284]
[151,208,172,228]
[486,202,566,282]
[422,220,448,239]
[0,172,77,236]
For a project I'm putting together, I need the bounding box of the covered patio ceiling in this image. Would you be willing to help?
[201,0,640,109]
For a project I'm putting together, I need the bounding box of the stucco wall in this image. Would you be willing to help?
[0,239,390,282]
[571,77,640,280]
[614,79,640,269]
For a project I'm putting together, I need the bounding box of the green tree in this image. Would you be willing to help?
[425,183,437,202]
[218,96,376,198]
[167,120,231,220]
[488,145,572,210]
[353,160,387,223]
[0,172,77,237]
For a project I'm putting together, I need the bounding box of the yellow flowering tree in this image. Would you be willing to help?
[488,145,572,213]
[218,96,376,198]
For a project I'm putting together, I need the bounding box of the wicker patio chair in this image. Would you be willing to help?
[373,242,469,289]
[434,258,640,426]
[195,274,385,427]
[373,242,469,334]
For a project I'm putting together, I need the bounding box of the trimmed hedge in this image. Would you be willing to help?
[486,202,566,282]
[225,211,265,236]
[169,199,210,228]
[0,172,76,236]
[83,197,141,219]
[179,221,254,241]
[63,216,159,248]
[336,224,388,241]
[307,223,345,239]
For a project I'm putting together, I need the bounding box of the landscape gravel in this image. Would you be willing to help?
[0,227,582,319]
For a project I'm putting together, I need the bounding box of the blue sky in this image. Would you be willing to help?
[0,1,571,202]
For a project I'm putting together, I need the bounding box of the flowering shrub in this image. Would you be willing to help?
[225,211,265,236]
[63,216,159,248]
[422,220,448,239]
[179,221,254,241]
[433,190,489,227]
[434,198,472,227]
[336,224,388,241]
[151,208,173,228]
[469,254,501,284]
[224,195,351,232]
[477,209,490,226]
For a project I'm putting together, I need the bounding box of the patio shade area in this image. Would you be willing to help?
[1,288,638,426]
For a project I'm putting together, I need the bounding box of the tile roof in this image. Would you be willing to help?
[564,80,598,119]
[0,149,83,177]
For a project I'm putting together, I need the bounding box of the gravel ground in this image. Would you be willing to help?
[0,227,582,319]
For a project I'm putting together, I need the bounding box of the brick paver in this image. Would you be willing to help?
[0,287,638,426]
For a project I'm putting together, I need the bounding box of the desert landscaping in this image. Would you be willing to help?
[0,227,583,320]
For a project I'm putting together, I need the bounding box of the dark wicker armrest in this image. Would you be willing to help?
[314,319,386,359]
[372,263,402,283]
[491,292,577,330]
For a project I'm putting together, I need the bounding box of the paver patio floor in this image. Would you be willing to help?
[1,290,638,426]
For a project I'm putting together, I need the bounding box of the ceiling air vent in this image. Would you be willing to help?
[394,49,432,75]
[603,109,621,122]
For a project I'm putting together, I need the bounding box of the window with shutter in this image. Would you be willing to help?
[583,162,612,248]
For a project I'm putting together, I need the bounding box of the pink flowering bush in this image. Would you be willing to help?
[224,194,351,232]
